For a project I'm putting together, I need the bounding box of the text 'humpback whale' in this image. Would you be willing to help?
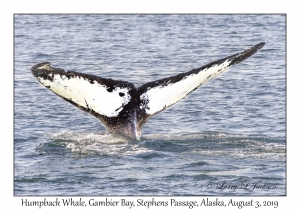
[31,42,265,140]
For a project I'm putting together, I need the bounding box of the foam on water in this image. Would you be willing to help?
[36,131,285,159]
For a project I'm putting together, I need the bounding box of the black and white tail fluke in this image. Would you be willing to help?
[31,42,265,140]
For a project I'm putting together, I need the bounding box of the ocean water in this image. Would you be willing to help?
[14,14,286,196]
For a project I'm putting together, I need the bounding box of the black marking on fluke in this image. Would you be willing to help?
[31,42,265,140]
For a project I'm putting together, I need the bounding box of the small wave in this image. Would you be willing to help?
[143,132,284,142]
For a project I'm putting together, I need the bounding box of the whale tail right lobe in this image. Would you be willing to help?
[136,42,265,131]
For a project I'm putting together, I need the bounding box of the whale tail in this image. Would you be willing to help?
[31,42,265,140]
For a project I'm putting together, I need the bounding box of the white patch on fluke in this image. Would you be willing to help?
[140,59,232,115]
[38,74,131,117]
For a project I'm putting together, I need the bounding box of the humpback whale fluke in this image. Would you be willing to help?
[31,42,265,140]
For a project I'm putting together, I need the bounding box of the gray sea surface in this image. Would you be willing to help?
[14,14,286,196]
